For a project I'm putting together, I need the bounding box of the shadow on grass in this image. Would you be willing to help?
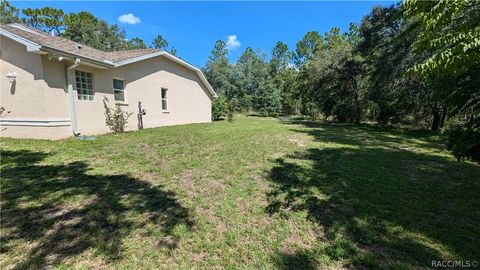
[268,121,480,269]
[1,150,193,269]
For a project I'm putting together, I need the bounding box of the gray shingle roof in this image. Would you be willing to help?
[0,23,160,64]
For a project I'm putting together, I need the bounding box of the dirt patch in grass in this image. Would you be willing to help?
[288,137,306,147]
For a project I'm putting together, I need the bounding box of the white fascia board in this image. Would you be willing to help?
[0,29,41,52]
[40,46,114,68]
[114,51,218,98]
[0,119,71,127]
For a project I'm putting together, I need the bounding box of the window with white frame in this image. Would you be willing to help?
[75,70,94,100]
[113,79,125,102]
[161,88,168,111]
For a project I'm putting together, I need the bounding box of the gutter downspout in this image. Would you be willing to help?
[66,58,81,136]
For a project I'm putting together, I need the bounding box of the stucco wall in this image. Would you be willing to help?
[1,35,213,139]
[0,36,71,139]
[73,57,213,135]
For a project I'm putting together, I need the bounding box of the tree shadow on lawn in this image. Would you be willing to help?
[269,121,480,269]
[1,150,194,269]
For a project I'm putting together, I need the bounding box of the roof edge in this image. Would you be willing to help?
[0,28,41,52]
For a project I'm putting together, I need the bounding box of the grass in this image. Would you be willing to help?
[1,115,479,269]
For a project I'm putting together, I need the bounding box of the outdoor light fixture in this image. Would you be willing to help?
[6,72,17,83]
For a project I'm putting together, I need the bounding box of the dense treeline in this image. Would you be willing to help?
[1,1,478,162]
[205,2,479,162]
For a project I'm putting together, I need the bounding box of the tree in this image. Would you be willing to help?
[404,0,480,121]
[22,7,65,35]
[129,37,147,49]
[270,42,298,115]
[152,34,177,55]
[404,0,480,76]
[404,0,480,160]
[239,95,253,116]
[204,40,237,98]
[256,80,282,116]
[270,41,294,75]
[0,0,20,24]
[295,31,322,66]
[235,47,270,101]
[227,98,238,122]
[212,96,227,120]
[63,11,130,51]
[307,27,364,123]
[357,4,434,127]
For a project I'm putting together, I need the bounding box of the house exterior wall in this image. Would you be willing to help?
[73,57,213,135]
[0,35,213,140]
[0,36,71,139]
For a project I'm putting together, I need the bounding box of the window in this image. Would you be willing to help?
[113,79,125,102]
[75,70,94,100]
[161,88,168,111]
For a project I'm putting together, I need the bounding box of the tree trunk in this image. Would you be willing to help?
[431,105,442,132]
[440,107,448,129]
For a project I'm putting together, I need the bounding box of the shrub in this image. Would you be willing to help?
[446,124,480,163]
[239,95,253,116]
[212,96,227,120]
[227,98,238,122]
[103,97,133,133]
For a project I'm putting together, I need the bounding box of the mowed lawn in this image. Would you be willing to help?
[1,116,479,269]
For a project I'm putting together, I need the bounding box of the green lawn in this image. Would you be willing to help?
[1,116,479,269]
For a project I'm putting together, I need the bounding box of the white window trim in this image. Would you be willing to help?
[75,70,95,101]
[113,77,127,104]
[161,87,169,112]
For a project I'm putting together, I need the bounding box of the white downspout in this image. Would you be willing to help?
[66,58,81,136]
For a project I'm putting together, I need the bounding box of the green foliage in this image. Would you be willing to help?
[270,41,294,75]
[256,81,282,116]
[308,27,363,123]
[204,40,237,98]
[357,4,433,126]
[295,31,322,66]
[152,34,177,55]
[403,0,480,156]
[404,0,480,76]
[446,124,480,163]
[235,47,271,98]
[227,98,238,122]
[22,6,64,35]
[212,96,227,121]
[238,95,253,116]
[0,0,20,24]
[103,97,133,133]
[62,11,130,52]
[129,37,147,49]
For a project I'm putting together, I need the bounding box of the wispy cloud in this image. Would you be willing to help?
[226,35,241,50]
[118,13,141,25]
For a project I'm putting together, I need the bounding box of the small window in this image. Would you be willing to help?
[113,79,125,102]
[75,70,94,100]
[161,88,168,111]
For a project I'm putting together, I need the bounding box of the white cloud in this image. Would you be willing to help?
[118,13,141,25]
[226,35,241,50]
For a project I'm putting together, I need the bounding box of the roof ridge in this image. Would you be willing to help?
[8,23,48,37]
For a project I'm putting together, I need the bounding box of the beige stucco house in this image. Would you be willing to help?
[0,23,216,139]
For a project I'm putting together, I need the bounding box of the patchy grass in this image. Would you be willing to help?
[1,116,479,269]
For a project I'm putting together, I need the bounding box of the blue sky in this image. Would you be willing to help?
[13,1,394,67]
